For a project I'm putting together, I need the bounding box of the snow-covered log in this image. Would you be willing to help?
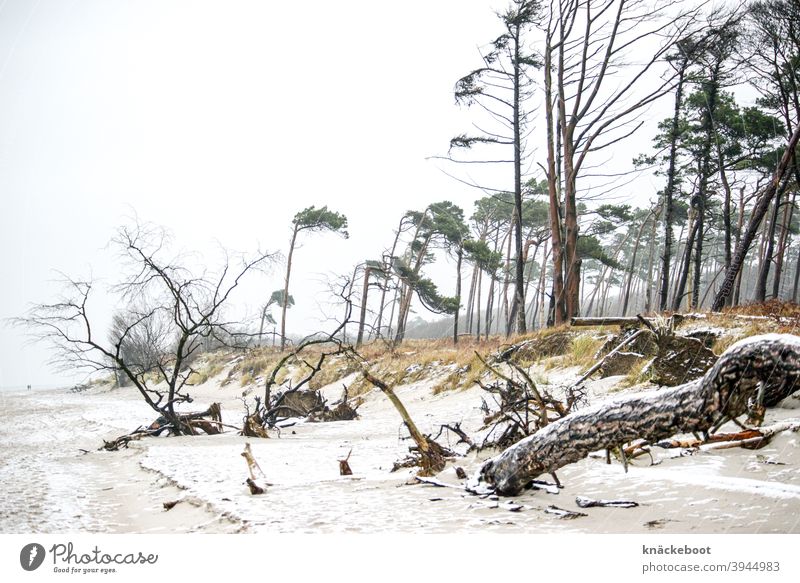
[474,334,800,495]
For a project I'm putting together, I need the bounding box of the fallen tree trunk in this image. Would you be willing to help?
[569,314,696,328]
[570,316,649,327]
[474,334,800,495]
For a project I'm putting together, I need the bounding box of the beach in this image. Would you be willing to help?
[2,372,799,534]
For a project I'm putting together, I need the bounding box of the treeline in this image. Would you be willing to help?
[336,0,800,344]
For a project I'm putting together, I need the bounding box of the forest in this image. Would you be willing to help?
[337,0,800,343]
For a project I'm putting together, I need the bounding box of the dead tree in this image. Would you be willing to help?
[17,221,275,436]
[475,333,800,495]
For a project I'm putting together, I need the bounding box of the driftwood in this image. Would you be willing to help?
[575,496,638,509]
[475,351,579,451]
[544,506,587,519]
[474,334,800,495]
[339,449,353,476]
[241,442,270,494]
[148,402,223,436]
[101,429,154,451]
[570,316,652,327]
[359,368,453,476]
[241,397,270,438]
[574,329,647,386]
[163,500,181,511]
[569,315,691,328]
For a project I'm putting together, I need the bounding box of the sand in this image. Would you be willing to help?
[1,368,799,534]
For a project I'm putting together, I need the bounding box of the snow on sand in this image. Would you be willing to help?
[1,370,799,533]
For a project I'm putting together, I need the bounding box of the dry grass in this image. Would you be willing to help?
[347,336,517,396]
[180,305,798,398]
[217,347,284,388]
[562,334,605,370]
[617,357,655,390]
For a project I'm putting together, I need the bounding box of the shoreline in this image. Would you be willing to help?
[2,377,800,534]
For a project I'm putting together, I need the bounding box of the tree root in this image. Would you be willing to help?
[391,437,454,476]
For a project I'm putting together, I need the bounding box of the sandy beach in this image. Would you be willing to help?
[2,369,800,534]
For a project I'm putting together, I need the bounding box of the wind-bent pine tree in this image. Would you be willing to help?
[281,206,348,350]
[449,0,542,336]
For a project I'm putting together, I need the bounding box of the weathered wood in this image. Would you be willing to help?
[575,496,638,509]
[573,329,646,386]
[338,449,353,476]
[570,316,648,327]
[358,366,453,476]
[475,334,800,495]
[241,443,265,480]
[570,314,699,328]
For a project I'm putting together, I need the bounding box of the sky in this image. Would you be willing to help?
[0,0,674,389]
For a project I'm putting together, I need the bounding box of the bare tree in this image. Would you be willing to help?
[18,221,275,435]
[542,0,700,321]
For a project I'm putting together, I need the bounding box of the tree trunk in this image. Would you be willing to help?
[395,233,432,343]
[476,334,800,495]
[544,34,566,326]
[659,65,686,312]
[712,121,800,310]
[453,247,463,345]
[622,214,650,316]
[376,218,405,339]
[534,241,550,330]
[280,225,299,351]
[673,212,699,311]
[644,205,660,313]
[512,21,527,336]
[755,186,785,302]
[733,186,746,306]
[502,222,514,335]
[466,263,478,334]
[475,268,482,341]
[773,188,796,300]
[793,247,800,303]
[356,266,372,348]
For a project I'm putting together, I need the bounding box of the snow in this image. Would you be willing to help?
[2,357,800,533]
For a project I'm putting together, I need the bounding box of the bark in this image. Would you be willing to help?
[755,185,786,301]
[644,205,660,313]
[660,64,686,311]
[545,36,566,326]
[453,247,463,345]
[622,214,651,315]
[512,20,527,336]
[356,266,372,347]
[773,188,796,299]
[476,334,800,495]
[673,211,699,311]
[375,218,404,339]
[280,225,299,351]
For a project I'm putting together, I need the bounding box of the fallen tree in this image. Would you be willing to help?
[473,334,800,495]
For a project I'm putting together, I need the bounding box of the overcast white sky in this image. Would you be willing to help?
[0,0,672,389]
